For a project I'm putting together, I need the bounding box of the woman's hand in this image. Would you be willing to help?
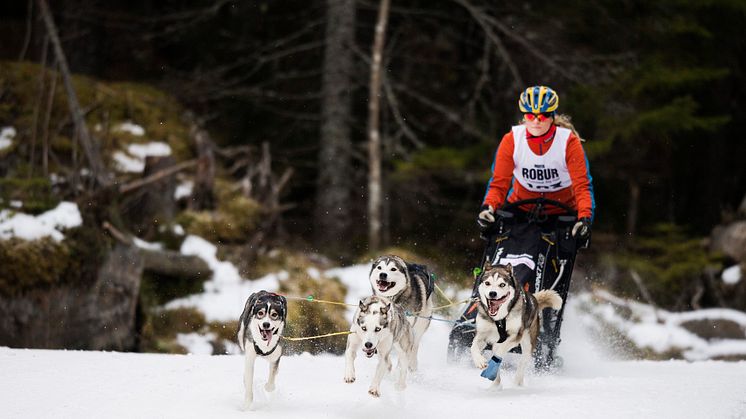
[477,205,495,229]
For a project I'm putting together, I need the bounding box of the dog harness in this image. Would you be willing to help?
[494,319,508,343]
[493,287,534,343]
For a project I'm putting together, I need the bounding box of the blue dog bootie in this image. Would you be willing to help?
[480,356,503,381]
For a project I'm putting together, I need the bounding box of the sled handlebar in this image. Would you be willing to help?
[499,198,577,217]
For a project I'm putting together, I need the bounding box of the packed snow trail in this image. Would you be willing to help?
[2,303,746,419]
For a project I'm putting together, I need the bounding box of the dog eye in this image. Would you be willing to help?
[270,312,278,319]
[391,267,397,272]
[256,309,265,317]
[375,327,381,332]
[499,283,506,288]
[484,281,491,286]
[361,326,367,331]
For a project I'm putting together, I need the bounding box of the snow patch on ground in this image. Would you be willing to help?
[575,290,746,361]
[128,142,172,159]
[165,235,287,322]
[113,141,172,173]
[133,237,163,251]
[177,332,217,355]
[0,126,15,150]
[113,121,145,136]
[723,264,742,285]
[0,202,82,241]
[175,180,194,200]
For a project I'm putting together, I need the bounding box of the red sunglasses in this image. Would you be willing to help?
[524,113,554,122]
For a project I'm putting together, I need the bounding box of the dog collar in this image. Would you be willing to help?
[253,328,280,356]
[253,340,280,356]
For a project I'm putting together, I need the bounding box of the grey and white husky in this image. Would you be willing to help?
[471,264,562,388]
[237,290,287,409]
[344,295,414,397]
[368,255,433,371]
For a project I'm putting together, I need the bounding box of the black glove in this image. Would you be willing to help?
[572,217,591,239]
[477,205,495,230]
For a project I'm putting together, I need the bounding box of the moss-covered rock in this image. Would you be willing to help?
[0,61,194,180]
[0,237,69,296]
[0,177,56,213]
[175,179,263,244]
[139,307,207,354]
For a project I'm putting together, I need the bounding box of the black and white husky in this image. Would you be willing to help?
[237,290,287,409]
[368,255,433,371]
[344,295,414,397]
[471,264,562,388]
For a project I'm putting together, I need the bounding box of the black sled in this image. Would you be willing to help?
[447,198,589,371]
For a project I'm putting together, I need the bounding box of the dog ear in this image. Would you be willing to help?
[359,300,367,312]
[277,295,288,320]
[505,263,514,276]
[380,302,390,315]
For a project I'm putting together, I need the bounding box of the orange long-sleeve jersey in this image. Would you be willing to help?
[482,127,595,220]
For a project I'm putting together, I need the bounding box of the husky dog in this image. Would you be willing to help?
[344,296,413,397]
[471,264,562,388]
[237,290,287,409]
[368,255,433,371]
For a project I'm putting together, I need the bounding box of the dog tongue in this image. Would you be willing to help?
[488,297,506,316]
[260,329,272,341]
[377,280,393,291]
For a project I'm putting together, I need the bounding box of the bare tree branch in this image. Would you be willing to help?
[38,0,107,187]
[452,0,523,88]
[119,159,198,195]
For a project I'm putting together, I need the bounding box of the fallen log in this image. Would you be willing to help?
[140,249,210,282]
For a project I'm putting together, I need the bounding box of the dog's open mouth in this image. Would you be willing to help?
[362,348,378,358]
[487,295,509,316]
[376,279,395,292]
[259,328,274,342]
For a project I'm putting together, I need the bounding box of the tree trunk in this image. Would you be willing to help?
[315,0,356,251]
[367,0,391,251]
[190,124,216,211]
[37,0,107,188]
[626,179,640,241]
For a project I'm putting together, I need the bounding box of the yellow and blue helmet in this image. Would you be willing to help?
[519,86,559,114]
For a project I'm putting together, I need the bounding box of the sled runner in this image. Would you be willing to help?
[447,198,588,371]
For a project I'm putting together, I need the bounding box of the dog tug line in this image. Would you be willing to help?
[276,280,473,342]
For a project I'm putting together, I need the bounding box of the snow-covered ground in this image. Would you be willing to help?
[2,230,746,417]
[3,301,746,419]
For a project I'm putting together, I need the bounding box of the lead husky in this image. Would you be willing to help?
[344,296,413,397]
[237,290,287,409]
[368,255,433,371]
[471,264,562,388]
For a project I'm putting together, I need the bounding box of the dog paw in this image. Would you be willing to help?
[264,382,275,392]
[473,356,488,370]
[368,388,380,398]
[344,375,356,383]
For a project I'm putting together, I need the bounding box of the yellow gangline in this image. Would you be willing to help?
[284,295,357,307]
[282,330,352,341]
